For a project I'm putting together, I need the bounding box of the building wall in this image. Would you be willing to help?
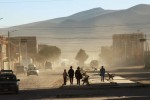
[112,33,144,66]
[9,36,37,65]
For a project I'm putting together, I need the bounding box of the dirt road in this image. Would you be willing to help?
[18,70,62,90]
[0,68,150,100]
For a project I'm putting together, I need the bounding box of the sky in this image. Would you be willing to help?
[0,0,150,27]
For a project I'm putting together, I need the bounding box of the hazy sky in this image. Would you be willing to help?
[0,0,150,27]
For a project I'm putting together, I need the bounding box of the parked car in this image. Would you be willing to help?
[0,70,20,94]
[0,70,14,74]
[27,64,39,76]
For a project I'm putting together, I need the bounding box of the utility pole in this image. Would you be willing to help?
[7,30,17,70]
[0,18,3,70]
[8,31,11,69]
[19,38,21,64]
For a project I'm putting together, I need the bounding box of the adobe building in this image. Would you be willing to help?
[9,36,38,66]
[112,33,144,66]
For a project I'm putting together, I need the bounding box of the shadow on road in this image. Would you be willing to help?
[0,86,150,100]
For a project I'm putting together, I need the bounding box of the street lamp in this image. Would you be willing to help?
[8,30,17,69]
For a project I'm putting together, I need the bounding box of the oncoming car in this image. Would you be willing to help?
[0,70,20,94]
[27,64,39,76]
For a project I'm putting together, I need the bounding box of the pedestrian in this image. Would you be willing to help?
[100,66,105,82]
[75,67,82,85]
[63,69,68,85]
[68,66,74,85]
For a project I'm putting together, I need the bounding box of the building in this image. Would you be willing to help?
[9,36,38,66]
[112,33,144,66]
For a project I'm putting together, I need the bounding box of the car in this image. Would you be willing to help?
[0,70,20,94]
[0,70,14,74]
[27,64,39,76]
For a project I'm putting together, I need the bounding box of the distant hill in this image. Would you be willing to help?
[1,4,150,61]
[3,4,149,36]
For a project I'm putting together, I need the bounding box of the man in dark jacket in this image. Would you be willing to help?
[100,66,105,82]
[75,67,82,85]
[68,66,74,85]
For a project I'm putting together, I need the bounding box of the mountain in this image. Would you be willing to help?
[1,4,150,61]
[7,4,150,36]
[50,7,115,23]
[81,4,150,26]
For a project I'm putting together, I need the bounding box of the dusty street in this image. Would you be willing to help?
[0,69,63,100]
[0,83,150,100]
[0,68,150,100]
[18,69,62,90]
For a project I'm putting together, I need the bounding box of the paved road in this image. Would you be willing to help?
[0,84,150,100]
[0,69,150,100]
[65,71,138,88]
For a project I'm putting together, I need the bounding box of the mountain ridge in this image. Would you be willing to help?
[1,4,150,60]
[3,4,149,28]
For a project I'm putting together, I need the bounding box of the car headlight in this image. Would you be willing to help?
[37,70,39,73]
[16,82,19,85]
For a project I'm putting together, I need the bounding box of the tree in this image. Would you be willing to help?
[90,60,99,69]
[75,49,88,66]
[36,45,61,63]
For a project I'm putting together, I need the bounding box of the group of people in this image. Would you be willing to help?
[63,65,106,86]
[63,66,83,85]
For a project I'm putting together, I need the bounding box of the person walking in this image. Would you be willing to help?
[100,66,105,82]
[68,66,74,85]
[63,69,68,85]
[75,67,82,85]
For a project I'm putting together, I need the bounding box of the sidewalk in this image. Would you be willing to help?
[62,72,142,89]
